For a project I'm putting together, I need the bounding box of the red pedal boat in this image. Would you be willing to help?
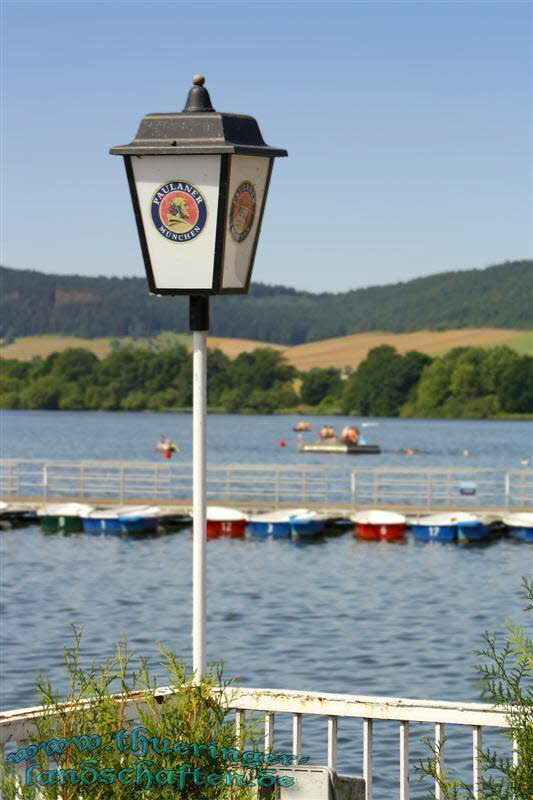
[351,509,407,542]
[206,506,248,538]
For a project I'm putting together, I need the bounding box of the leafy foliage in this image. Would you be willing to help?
[0,629,259,799]
[341,346,431,416]
[415,579,532,799]
[1,260,531,345]
[405,346,533,418]
[1,341,532,415]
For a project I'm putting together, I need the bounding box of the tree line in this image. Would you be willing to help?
[1,344,531,417]
[1,259,531,345]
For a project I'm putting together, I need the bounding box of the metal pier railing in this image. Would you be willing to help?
[1,460,532,511]
[0,686,515,800]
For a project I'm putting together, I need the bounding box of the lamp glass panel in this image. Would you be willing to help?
[131,154,221,290]
[222,156,271,289]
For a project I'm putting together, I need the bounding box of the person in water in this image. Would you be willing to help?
[156,435,178,459]
[341,426,359,445]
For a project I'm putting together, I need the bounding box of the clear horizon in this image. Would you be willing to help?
[2,1,532,292]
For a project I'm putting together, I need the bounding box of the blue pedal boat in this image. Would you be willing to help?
[455,513,502,544]
[119,506,161,534]
[82,506,158,535]
[410,512,474,543]
[502,512,533,543]
[247,508,311,538]
[289,512,327,538]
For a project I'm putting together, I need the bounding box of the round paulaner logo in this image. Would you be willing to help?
[151,181,207,242]
[229,181,256,243]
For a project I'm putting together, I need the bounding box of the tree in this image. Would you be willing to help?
[409,359,452,415]
[50,348,99,383]
[342,346,409,416]
[19,376,62,409]
[498,356,533,413]
[300,368,342,406]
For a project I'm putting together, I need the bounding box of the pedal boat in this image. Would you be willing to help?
[410,511,474,543]
[502,512,533,543]
[351,509,406,542]
[247,508,311,538]
[36,503,94,533]
[206,506,248,538]
[455,513,503,544]
[118,506,161,534]
[289,511,327,538]
[81,506,153,535]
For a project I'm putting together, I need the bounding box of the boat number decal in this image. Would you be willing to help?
[151,182,207,242]
[429,526,441,537]
[221,522,232,533]
[229,181,256,243]
[268,524,273,534]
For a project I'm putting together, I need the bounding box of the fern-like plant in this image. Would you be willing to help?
[416,577,532,799]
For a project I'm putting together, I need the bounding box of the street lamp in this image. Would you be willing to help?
[110,75,287,681]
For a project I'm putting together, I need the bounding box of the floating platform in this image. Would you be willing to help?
[299,443,381,455]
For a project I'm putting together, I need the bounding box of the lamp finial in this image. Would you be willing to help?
[183,74,214,112]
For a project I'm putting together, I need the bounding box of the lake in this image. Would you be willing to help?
[1,411,531,796]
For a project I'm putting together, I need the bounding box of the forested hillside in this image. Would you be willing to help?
[1,260,531,345]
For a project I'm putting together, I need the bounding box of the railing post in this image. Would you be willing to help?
[363,718,373,800]
[292,713,302,759]
[472,725,482,799]
[43,465,48,502]
[400,720,409,800]
[428,472,433,510]
[351,470,356,506]
[226,466,231,501]
[327,715,337,770]
[275,468,280,507]
[435,722,445,800]
[504,472,510,509]
[264,712,274,752]
[80,464,85,499]
[120,466,125,503]
[235,709,245,748]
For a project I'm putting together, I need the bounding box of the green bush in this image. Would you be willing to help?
[416,578,532,799]
[0,629,261,799]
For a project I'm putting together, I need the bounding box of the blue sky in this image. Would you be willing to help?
[2,0,531,292]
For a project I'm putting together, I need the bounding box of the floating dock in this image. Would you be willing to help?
[299,442,380,454]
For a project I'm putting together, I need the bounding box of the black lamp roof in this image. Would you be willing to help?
[110,75,287,158]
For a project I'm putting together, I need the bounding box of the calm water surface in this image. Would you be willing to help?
[1,412,532,795]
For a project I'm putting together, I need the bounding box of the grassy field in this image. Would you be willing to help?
[1,329,531,369]
[282,328,533,370]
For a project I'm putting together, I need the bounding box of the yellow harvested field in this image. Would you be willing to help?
[1,329,530,369]
[0,334,284,362]
[0,336,115,360]
[206,336,284,357]
[281,329,531,370]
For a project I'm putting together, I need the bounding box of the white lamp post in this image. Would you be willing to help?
[110,75,287,681]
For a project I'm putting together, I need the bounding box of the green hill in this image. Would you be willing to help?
[1,260,531,346]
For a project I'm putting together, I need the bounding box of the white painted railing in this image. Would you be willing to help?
[1,460,531,510]
[0,687,514,800]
